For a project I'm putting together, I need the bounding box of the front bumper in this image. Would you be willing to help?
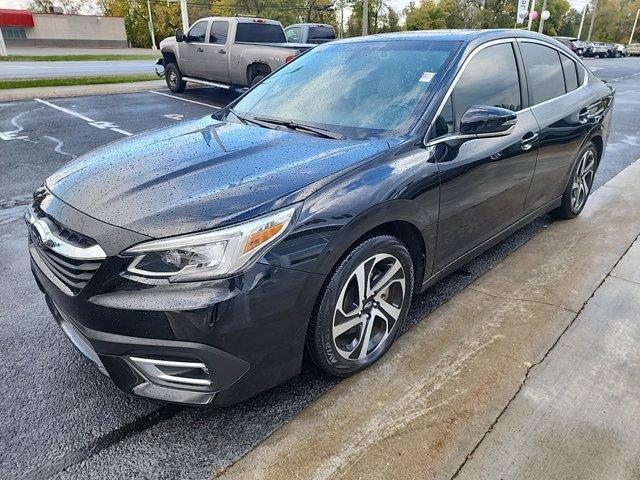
[27,197,325,406]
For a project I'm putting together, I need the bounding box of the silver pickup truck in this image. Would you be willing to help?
[157,16,313,92]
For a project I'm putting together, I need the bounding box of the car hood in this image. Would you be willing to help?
[46,116,389,238]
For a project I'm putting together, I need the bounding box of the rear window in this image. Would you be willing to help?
[236,23,286,43]
[308,25,335,40]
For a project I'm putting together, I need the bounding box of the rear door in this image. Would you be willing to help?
[178,20,209,77]
[203,20,230,83]
[518,40,597,212]
[431,40,540,270]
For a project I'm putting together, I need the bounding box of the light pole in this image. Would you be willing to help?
[629,8,640,45]
[527,0,536,30]
[362,0,368,36]
[538,0,548,33]
[147,0,157,52]
[587,0,598,42]
[577,3,587,39]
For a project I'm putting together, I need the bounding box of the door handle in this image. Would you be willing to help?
[521,132,539,151]
[197,47,204,53]
[218,49,226,54]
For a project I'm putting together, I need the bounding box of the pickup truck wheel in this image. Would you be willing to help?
[250,74,265,87]
[165,63,186,93]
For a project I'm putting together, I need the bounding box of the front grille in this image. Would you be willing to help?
[27,208,105,295]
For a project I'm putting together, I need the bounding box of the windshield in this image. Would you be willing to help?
[230,40,460,139]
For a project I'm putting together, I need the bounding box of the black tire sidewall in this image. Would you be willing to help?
[165,63,186,93]
[307,235,414,377]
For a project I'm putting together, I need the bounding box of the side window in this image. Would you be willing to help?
[209,21,228,44]
[187,21,207,43]
[451,43,522,130]
[520,42,566,104]
[560,54,579,92]
[576,63,586,85]
[286,27,302,43]
[434,97,454,138]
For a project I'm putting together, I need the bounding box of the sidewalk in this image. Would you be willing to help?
[6,47,156,56]
[221,158,640,480]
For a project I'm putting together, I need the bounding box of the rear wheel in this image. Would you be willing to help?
[555,142,597,219]
[165,62,186,93]
[250,74,265,87]
[306,235,414,377]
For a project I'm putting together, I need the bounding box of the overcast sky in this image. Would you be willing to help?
[1,0,588,18]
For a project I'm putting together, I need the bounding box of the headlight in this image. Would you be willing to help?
[123,205,298,282]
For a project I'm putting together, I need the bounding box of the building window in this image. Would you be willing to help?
[1,26,27,39]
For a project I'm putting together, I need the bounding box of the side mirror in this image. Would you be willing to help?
[459,105,517,136]
[176,28,185,42]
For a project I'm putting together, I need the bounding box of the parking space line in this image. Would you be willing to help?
[148,90,221,109]
[34,98,133,137]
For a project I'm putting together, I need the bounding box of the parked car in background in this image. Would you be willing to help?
[27,30,613,406]
[553,36,585,56]
[587,41,611,58]
[156,16,314,92]
[610,43,627,57]
[285,23,336,44]
[628,43,640,56]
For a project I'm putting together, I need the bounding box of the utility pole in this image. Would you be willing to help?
[527,0,536,30]
[0,28,7,57]
[147,0,157,52]
[362,0,368,36]
[538,0,547,33]
[629,8,640,45]
[577,3,587,39]
[587,0,598,42]
[180,0,189,33]
[168,0,189,33]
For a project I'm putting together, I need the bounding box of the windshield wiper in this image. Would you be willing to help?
[253,116,345,140]
[227,109,277,130]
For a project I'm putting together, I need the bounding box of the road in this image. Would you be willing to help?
[0,57,639,479]
[0,60,156,79]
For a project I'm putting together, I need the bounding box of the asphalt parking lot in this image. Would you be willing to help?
[1,57,639,479]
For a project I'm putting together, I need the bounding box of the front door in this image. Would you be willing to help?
[431,41,540,270]
[178,20,209,78]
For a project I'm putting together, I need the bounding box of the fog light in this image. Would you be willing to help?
[128,356,211,387]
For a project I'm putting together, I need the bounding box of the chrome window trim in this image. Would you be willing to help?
[25,211,107,261]
[424,36,590,147]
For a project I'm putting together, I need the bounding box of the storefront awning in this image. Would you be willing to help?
[0,9,35,28]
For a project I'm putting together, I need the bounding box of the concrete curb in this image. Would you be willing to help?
[0,80,167,101]
[220,157,640,480]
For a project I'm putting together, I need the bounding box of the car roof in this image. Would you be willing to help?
[333,29,563,45]
[286,23,333,28]
[199,16,281,25]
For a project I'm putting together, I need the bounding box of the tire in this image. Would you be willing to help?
[306,235,414,377]
[165,62,186,93]
[555,142,598,219]
[250,74,265,87]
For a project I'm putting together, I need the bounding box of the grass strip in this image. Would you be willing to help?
[0,54,158,62]
[0,75,160,90]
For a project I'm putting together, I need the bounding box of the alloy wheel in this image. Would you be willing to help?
[332,253,406,361]
[168,70,178,87]
[571,149,596,212]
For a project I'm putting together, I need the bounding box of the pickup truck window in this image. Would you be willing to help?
[286,27,302,43]
[308,26,335,40]
[236,23,286,43]
[210,21,228,44]
[232,40,459,138]
[187,20,207,43]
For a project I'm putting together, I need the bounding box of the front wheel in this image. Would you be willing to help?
[165,62,186,93]
[555,142,598,219]
[306,235,414,377]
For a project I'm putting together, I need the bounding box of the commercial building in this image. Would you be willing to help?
[0,9,127,48]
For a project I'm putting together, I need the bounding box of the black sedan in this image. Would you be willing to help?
[26,29,614,405]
